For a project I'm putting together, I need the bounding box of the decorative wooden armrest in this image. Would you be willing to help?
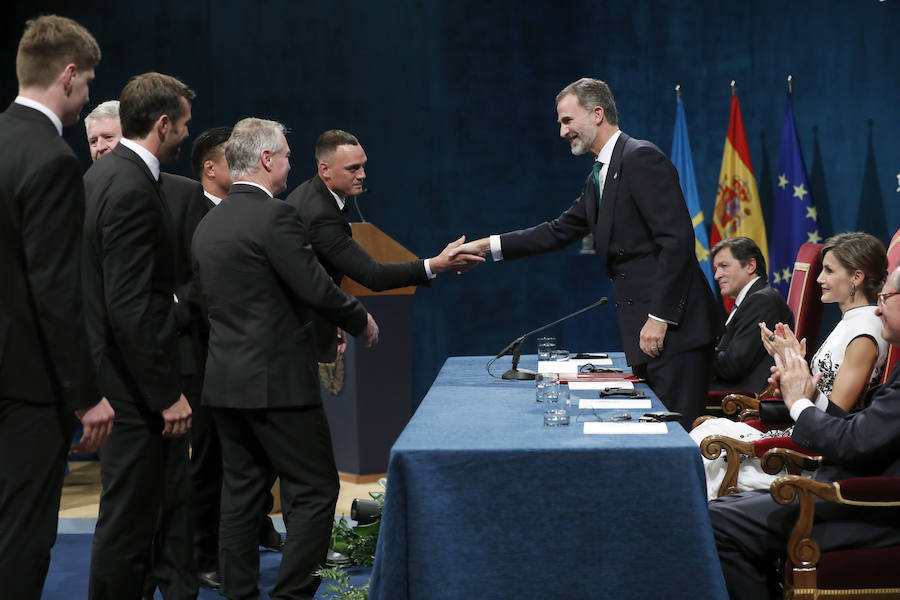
[759,446,822,476]
[700,434,755,497]
[691,414,718,429]
[770,475,900,591]
[721,393,759,417]
[738,408,759,422]
[758,383,777,400]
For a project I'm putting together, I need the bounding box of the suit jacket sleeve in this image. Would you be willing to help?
[269,204,368,335]
[791,373,900,470]
[308,205,428,290]
[713,291,780,381]
[625,145,697,324]
[171,182,208,332]
[20,150,100,411]
[98,184,181,411]
[498,191,591,259]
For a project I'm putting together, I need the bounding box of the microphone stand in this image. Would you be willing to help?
[491,298,608,380]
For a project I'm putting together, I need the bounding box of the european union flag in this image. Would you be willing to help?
[770,94,821,297]
[671,96,715,291]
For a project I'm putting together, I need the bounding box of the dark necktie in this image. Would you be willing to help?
[593,161,605,205]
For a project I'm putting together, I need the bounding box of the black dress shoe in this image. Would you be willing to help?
[259,525,285,552]
[198,570,221,590]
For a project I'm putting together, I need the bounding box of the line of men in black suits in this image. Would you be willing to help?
[81,103,284,593]
[0,14,484,600]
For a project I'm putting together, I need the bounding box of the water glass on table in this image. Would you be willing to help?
[537,336,556,361]
[543,378,569,426]
[535,373,554,402]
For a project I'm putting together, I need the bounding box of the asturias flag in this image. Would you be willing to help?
[770,94,821,297]
[671,96,715,292]
[711,92,769,309]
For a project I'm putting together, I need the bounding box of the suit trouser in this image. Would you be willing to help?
[88,398,197,600]
[709,488,900,599]
[189,400,222,571]
[214,405,339,600]
[633,344,712,429]
[187,398,280,574]
[0,398,70,600]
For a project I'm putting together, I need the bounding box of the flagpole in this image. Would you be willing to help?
[787,74,793,95]
[675,84,681,99]
[730,80,736,95]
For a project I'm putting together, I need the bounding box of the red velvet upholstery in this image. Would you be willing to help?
[786,546,900,587]
[752,437,818,459]
[888,227,900,272]
[837,476,900,503]
[786,242,824,363]
[880,228,900,385]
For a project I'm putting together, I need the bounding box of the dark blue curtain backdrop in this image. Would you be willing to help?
[4,1,898,408]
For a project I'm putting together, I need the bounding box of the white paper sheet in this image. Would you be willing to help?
[583,422,668,435]
[578,399,651,409]
[537,357,614,374]
[567,380,634,391]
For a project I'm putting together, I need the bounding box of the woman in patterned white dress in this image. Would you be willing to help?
[691,232,889,500]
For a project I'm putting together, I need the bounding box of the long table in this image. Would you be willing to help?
[368,354,727,599]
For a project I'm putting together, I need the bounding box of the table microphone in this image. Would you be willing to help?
[490,297,608,380]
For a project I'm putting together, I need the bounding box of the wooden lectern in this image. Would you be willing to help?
[319,223,417,481]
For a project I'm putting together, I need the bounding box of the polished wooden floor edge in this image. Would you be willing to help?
[338,471,386,484]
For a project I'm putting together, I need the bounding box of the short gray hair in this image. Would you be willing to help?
[225,117,286,179]
[84,99,119,129]
[556,78,618,126]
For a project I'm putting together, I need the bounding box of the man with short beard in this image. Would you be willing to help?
[452,78,721,428]
[82,72,197,600]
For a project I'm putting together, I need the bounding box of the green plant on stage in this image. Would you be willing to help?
[315,567,370,600]
[330,489,385,567]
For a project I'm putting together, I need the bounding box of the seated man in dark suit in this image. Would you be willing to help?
[709,266,900,599]
[285,129,483,361]
[709,237,794,391]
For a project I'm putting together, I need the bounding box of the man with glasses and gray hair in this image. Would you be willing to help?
[192,117,379,599]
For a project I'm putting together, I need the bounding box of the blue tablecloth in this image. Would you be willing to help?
[369,354,727,599]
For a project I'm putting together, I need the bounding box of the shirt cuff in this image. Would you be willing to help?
[489,235,504,261]
[648,313,676,325]
[789,398,815,422]
[423,258,436,279]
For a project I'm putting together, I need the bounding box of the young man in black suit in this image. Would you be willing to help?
[452,78,722,427]
[0,16,114,599]
[709,237,794,391]
[192,117,379,600]
[82,72,197,600]
[284,129,483,361]
[709,267,900,599]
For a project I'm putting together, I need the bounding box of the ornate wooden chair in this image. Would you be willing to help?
[771,473,900,599]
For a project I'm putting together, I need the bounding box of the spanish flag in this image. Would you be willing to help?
[710,93,769,285]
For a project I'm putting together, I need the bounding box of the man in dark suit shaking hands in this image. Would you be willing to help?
[193,118,379,600]
[285,129,483,362]
[82,72,197,599]
[453,78,721,427]
[0,16,114,599]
